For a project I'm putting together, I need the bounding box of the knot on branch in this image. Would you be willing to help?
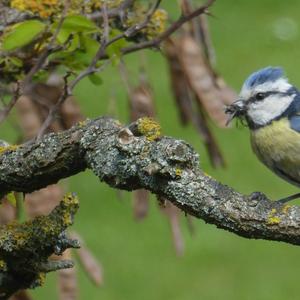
[0,193,80,298]
[83,118,200,191]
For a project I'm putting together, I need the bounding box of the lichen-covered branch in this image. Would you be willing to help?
[1,116,300,248]
[0,193,80,299]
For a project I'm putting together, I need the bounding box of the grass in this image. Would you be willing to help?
[4,0,300,299]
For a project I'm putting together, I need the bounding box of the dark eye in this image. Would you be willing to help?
[255,92,265,100]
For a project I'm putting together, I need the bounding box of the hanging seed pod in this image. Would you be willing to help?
[58,249,78,300]
[178,35,228,127]
[160,198,185,256]
[132,188,150,220]
[71,232,104,287]
[193,103,225,167]
[164,36,225,167]
[129,82,156,121]
[164,38,194,125]
[25,185,63,217]
[120,62,156,220]
[214,75,237,105]
[184,1,237,105]
[10,290,33,300]
[0,197,16,225]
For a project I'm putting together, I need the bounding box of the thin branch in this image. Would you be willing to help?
[1,7,68,126]
[87,0,135,21]
[70,0,162,90]
[69,3,110,91]
[123,0,162,37]
[0,82,20,124]
[25,0,212,139]
[90,0,215,61]
[36,4,111,139]
[36,73,71,140]
[22,1,70,90]
[120,0,215,55]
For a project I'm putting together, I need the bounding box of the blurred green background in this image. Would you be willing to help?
[4,0,300,299]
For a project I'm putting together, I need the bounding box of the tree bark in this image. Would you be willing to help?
[0,116,300,247]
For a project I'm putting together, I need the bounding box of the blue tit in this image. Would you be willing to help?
[226,66,300,203]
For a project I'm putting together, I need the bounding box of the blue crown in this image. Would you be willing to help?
[243,67,284,89]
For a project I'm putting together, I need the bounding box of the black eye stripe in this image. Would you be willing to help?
[248,91,290,103]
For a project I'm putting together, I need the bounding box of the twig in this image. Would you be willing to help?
[124,0,162,37]
[69,3,110,91]
[37,0,213,139]
[37,4,110,139]
[120,0,215,55]
[36,73,71,140]
[71,0,161,90]
[87,0,135,21]
[0,82,20,124]
[22,1,70,90]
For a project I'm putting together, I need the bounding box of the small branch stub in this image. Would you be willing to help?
[0,193,80,299]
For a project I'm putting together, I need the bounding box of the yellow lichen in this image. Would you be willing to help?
[11,0,123,18]
[282,205,291,214]
[267,216,281,225]
[0,144,19,154]
[175,168,182,177]
[11,0,58,18]
[137,117,161,141]
[146,9,168,38]
[267,208,280,225]
[125,6,168,40]
[78,120,87,128]
[62,192,79,207]
[36,272,46,286]
[0,192,79,252]
[0,260,7,271]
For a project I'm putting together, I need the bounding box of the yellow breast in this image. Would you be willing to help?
[250,118,300,186]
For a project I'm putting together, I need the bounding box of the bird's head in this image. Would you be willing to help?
[226,67,298,128]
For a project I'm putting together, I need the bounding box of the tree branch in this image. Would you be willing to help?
[0,193,80,299]
[1,117,300,246]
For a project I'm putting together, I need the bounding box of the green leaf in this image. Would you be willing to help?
[106,33,127,66]
[2,20,46,51]
[6,192,16,207]
[79,35,99,56]
[56,15,98,35]
[88,73,103,86]
[9,57,23,67]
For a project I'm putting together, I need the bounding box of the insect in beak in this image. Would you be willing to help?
[225,99,245,126]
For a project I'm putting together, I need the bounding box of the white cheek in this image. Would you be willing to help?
[247,95,294,125]
[255,78,291,93]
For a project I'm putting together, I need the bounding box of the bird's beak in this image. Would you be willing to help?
[225,99,246,126]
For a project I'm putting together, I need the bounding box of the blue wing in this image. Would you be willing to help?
[290,114,300,132]
[288,93,300,133]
